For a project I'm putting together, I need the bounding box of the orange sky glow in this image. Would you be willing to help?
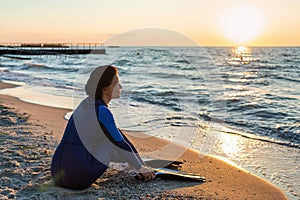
[0,0,299,46]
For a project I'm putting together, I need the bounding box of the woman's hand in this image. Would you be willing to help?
[138,166,156,180]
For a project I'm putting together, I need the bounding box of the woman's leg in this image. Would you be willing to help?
[51,143,107,190]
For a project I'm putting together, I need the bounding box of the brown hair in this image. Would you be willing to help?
[85,65,118,100]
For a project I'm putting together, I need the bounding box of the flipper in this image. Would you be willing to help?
[137,159,206,182]
[154,168,205,182]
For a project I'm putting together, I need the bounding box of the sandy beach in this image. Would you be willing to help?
[0,81,288,200]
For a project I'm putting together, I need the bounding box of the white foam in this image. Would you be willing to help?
[2,80,26,86]
[0,82,75,110]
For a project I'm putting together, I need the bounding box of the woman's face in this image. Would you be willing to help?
[107,74,122,99]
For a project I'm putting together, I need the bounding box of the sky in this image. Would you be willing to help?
[0,0,299,46]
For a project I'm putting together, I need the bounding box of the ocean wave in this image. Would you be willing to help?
[166,115,198,123]
[251,59,269,64]
[198,113,225,124]
[200,112,300,148]
[154,63,183,70]
[0,70,32,83]
[218,127,300,149]
[274,75,300,83]
[265,93,298,101]
[41,83,82,91]
[22,63,52,70]
[21,63,78,72]
[148,72,187,79]
[175,59,190,64]
[131,95,182,111]
[251,110,288,119]
[0,63,24,68]
[213,98,241,107]
[228,103,267,112]
[112,59,132,66]
[59,59,83,66]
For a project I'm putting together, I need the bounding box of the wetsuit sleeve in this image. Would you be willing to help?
[98,105,143,169]
[98,105,123,142]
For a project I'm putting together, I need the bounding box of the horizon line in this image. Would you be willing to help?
[0,42,299,48]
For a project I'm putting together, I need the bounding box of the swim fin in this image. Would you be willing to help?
[137,159,206,182]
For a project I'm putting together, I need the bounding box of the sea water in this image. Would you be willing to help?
[0,47,299,199]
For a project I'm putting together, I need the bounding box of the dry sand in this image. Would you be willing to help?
[0,81,287,199]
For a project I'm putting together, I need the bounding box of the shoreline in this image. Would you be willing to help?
[0,81,288,199]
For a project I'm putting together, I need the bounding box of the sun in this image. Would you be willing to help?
[219,4,266,44]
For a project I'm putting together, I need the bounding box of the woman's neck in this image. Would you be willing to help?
[101,95,111,106]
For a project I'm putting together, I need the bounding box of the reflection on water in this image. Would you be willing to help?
[202,124,300,200]
[219,128,242,157]
[227,46,253,65]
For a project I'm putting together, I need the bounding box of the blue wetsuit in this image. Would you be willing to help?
[51,98,144,190]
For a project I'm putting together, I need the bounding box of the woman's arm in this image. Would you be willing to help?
[97,105,144,170]
[118,128,146,165]
[97,105,155,180]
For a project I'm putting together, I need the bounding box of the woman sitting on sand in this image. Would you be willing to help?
[51,65,155,190]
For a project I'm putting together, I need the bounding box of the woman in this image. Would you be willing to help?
[51,65,155,190]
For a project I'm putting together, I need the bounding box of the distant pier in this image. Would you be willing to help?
[0,43,106,59]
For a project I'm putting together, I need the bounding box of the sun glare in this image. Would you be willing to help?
[219,5,265,44]
[235,46,250,55]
